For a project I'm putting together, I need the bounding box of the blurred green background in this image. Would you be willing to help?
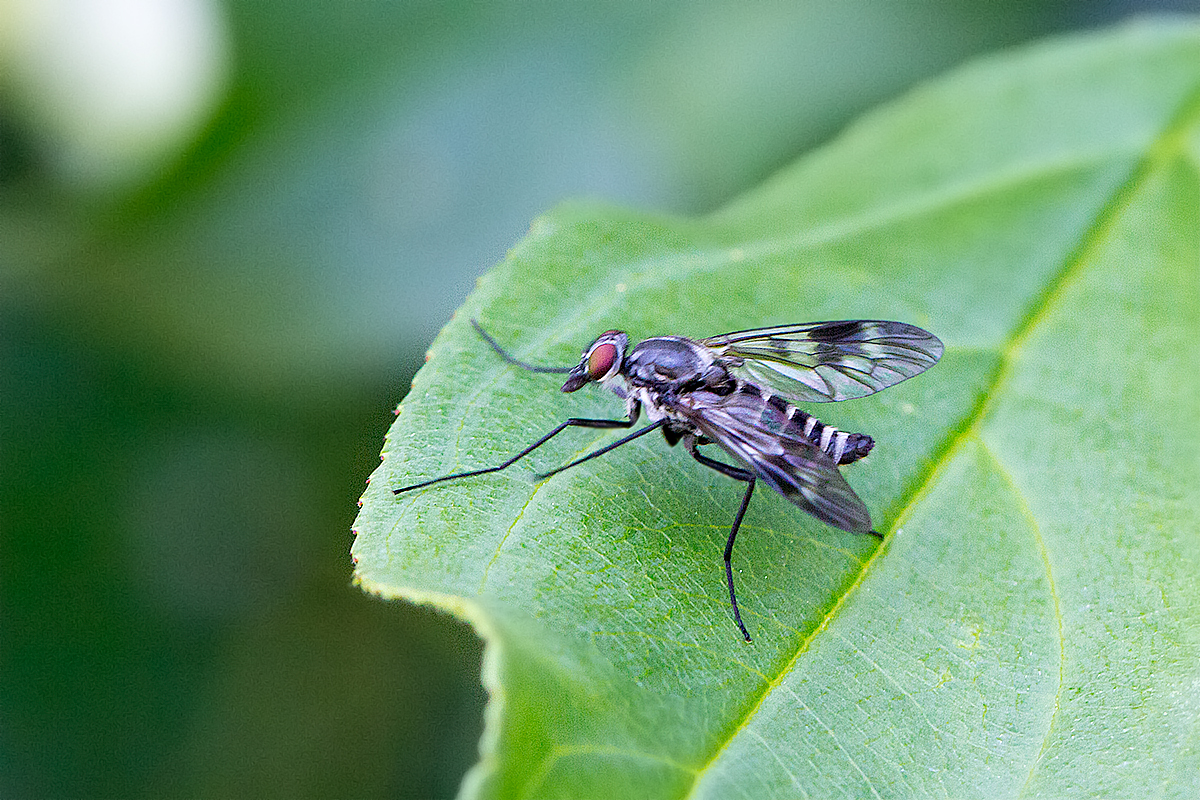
[2,1,1194,797]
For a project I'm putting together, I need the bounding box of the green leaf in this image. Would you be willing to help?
[352,20,1200,798]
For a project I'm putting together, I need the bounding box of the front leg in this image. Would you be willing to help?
[536,415,666,480]
[394,401,642,494]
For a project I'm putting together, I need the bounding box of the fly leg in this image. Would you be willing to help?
[685,436,756,642]
[395,412,642,495]
[536,420,665,479]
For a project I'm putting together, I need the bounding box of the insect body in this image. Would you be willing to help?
[395,319,943,641]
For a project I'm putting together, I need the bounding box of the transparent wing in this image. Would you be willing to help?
[676,391,872,532]
[702,320,943,403]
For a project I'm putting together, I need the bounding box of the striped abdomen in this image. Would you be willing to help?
[785,406,874,465]
[751,388,874,465]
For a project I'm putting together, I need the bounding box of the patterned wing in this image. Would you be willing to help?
[676,390,872,532]
[702,320,943,403]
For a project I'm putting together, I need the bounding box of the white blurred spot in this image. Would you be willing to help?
[0,0,229,190]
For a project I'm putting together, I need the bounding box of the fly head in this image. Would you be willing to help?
[562,330,628,392]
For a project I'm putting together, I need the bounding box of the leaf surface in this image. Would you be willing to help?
[352,20,1200,798]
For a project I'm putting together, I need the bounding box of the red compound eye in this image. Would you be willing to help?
[587,342,617,380]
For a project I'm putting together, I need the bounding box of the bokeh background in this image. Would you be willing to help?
[2,1,1195,797]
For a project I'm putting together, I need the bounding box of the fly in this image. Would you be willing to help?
[394,318,943,641]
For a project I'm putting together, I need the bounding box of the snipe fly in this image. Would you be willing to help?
[394,318,943,641]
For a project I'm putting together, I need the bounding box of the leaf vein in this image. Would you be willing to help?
[972,435,1065,798]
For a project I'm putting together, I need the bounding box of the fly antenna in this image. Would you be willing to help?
[471,319,574,374]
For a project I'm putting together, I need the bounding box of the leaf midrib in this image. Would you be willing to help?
[678,77,1200,799]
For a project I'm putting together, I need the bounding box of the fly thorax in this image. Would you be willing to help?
[625,336,712,389]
